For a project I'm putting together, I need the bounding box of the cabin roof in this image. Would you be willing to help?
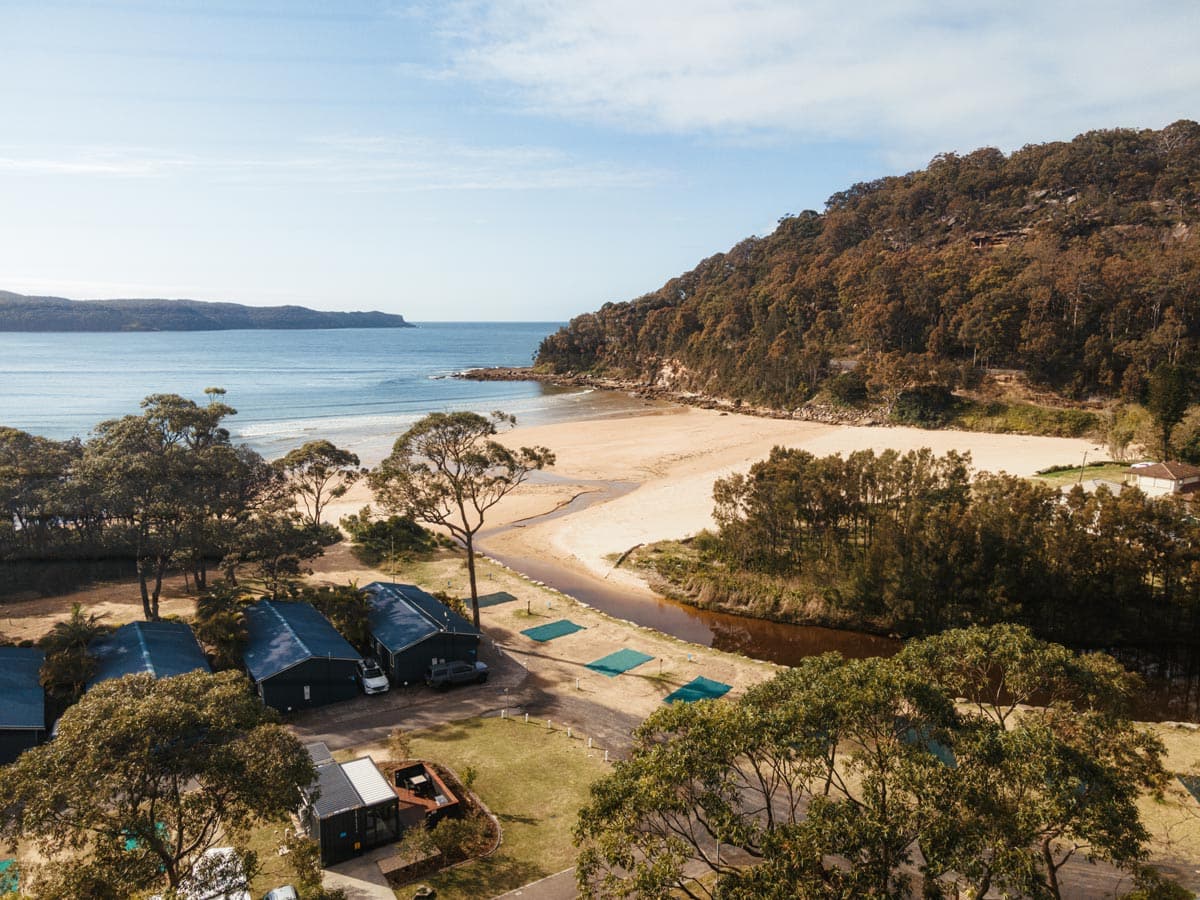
[242,600,361,682]
[88,621,210,688]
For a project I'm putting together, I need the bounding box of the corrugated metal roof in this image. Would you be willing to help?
[364,582,478,654]
[87,621,211,688]
[242,600,361,683]
[310,761,361,818]
[341,757,396,807]
[0,647,45,730]
[306,741,334,766]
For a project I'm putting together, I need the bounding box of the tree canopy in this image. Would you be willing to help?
[1,393,326,612]
[537,122,1200,409]
[275,439,361,526]
[657,447,1200,655]
[0,670,314,897]
[369,411,554,628]
[575,625,1166,900]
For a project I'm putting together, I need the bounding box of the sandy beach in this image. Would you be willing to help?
[327,401,1101,603]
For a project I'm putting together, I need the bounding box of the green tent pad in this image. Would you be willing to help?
[586,649,654,678]
[521,619,586,642]
[664,676,732,704]
[0,859,17,894]
[476,591,518,608]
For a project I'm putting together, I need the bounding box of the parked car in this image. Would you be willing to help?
[357,657,391,695]
[263,887,298,900]
[424,660,488,689]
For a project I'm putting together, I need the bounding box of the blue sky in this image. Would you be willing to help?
[1,1,1197,321]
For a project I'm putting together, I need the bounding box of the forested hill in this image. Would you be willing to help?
[0,291,413,331]
[537,121,1200,405]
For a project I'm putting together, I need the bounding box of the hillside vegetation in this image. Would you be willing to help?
[537,122,1200,409]
[0,290,412,331]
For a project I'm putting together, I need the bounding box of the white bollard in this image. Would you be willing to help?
[524,712,529,724]
[604,749,609,762]
[588,738,593,749]
[547,718,552,730]
[567,727,572,739]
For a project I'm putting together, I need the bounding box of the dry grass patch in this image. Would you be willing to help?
[400,716,609,900]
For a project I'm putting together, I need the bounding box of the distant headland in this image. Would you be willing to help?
[0,290,414,332]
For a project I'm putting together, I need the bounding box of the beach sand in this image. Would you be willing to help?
[326,402,1101,600]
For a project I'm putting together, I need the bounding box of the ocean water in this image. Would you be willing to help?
[0,323,630,462]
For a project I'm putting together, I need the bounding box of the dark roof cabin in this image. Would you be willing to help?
[242,600,361,713]
[363,582,481,685]
[0,647,46,764]
[87,620,211,689]
[303,743,400,866]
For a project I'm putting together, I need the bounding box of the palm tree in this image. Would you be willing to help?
[39,603,108,702]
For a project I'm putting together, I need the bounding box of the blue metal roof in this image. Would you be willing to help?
[0,647,45,730]
[364,582,479,655]
[242,600,361,683]
[87,621,211,688]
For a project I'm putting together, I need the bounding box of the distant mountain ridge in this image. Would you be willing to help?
[0,291,413,331]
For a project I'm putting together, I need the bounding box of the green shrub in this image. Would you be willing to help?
[824,371,868,406]
[891,384,959,426]
[340,507,445,566]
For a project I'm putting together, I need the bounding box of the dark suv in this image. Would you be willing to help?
[424,660,489,689]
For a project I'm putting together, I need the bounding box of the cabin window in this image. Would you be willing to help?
[304,685,311,701]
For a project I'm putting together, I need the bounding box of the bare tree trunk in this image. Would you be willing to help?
[138,563,153,621]
[1042,838,1063,900]
[465,532,481,630]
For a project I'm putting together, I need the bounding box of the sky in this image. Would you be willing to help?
[1,1,1197,322]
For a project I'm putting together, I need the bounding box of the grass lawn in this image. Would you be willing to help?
[1032,462,1130,487]
[243,818,301,897]
[405,716,610,900]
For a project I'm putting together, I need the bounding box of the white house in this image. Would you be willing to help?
[1125,461,1200,498]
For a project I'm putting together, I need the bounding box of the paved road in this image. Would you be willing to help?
[492,868,578,900]
[289,638,641,757]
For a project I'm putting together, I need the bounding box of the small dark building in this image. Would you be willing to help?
[0,647,46,764]
[242,600,361,712]
[87,620,211,689]
[364,582,481,686]
[303,743,400,866]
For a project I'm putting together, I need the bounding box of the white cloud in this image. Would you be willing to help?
[0,136,662,191]
[438,0,1200,162]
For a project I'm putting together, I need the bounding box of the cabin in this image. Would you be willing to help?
[1125,461,1200,498]
[304,743,401,866]
[363,582,481,686]
[242,600,361,713]
[87,620,211,689]
[0,647,46,764]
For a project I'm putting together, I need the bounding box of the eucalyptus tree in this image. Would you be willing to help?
[80,393,239,619]
[575,625,1166,900]
[0,670,314,897]
[275,439,361,526]
[369,411,554,628]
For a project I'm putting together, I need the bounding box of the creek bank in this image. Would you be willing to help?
[458,366,887,427]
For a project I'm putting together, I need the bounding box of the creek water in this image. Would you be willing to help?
[477,477,900,667]
[478,478,1200,720]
